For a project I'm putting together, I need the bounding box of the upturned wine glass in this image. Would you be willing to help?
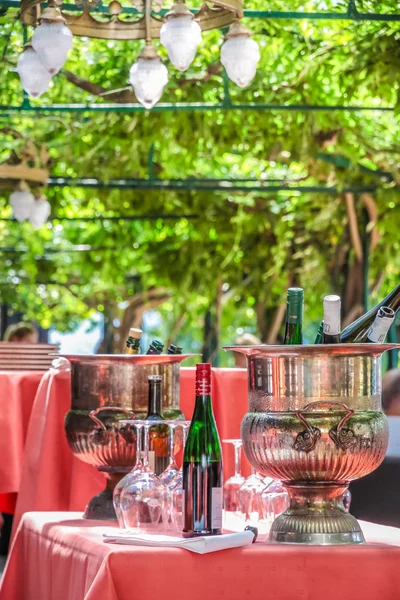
[238,468,265,524]
[260,480,289,526]
[120,421,169,532]
[113,421,145,528]
[222,439,245,512]
[165,421,190,532]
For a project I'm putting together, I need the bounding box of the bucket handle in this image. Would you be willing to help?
[88,407,137,445]
[294,401,356,453]
[89,406,136,431]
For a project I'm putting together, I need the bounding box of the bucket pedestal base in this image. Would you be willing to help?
[269,483,365,545]
[83,470,130,520]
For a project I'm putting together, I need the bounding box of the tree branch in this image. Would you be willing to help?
[344,192,363,262]
[63,70,137,103]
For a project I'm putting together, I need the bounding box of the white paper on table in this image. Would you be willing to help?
[103,530,255,554]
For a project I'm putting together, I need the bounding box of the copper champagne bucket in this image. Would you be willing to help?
[225,343,399,544]
[63,354,194,520]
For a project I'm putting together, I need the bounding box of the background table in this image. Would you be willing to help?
[0,371,44,515]
[3,512,400,600]
[12,367,250,535]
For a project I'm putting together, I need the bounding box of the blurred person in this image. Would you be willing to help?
[233,332,262,368]
[3,322,39,344]
[382,368,400,458]
[383,369,400,416]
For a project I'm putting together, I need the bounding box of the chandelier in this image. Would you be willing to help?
[0,141,51,228]
[17,0,260,108]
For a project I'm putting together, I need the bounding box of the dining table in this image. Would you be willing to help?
[12,366,250,536]
[2,511,400,600]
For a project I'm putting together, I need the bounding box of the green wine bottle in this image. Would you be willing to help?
[284,288,304,345]
[314,321,324,344]
[145,375,168,475]
[322,295,341,344]
[340,282,400,343]
[182,363,223,538]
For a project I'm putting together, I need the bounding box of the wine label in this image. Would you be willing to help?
[211,487,223,529]
[367,315,394,342]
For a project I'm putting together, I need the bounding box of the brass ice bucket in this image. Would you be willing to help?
[225,343,399,544]
[63,354,193,520]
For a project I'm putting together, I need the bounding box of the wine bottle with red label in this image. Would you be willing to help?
[182,363,223,537]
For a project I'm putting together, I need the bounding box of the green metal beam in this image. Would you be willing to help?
[2,0,400,22]
[0,102,394,115]
[0,213,200,222]
[317,152,393,182]
[45,177,377,193]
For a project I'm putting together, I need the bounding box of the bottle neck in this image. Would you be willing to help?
[193,394,213,418]
[367,309,395,343]
[126,337,140,354]
[284,321,302,344]
[147,381,162,417]
[383,284,400,311]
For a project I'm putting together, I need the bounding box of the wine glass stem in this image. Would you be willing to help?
[182,424,189,449]
[142,424,150,468]
[168,425,177,468]
[234,442,242,477]
[135,424,143,468]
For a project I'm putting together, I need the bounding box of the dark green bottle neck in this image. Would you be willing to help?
[192,394,213,419]
[284,322,302,344]
[126,336,140,350]
[147,382,162,417]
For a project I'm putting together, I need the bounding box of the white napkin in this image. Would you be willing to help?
[103,530,255,554]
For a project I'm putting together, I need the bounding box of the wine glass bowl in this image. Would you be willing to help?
[238,469,265,524]
[158,421,181,487]
[120,421,169,532]
[261,481,289,525]
[222,439,245,513]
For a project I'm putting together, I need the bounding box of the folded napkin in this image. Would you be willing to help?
[103,529,256,554]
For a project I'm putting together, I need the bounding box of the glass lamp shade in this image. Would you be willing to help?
[220,34,260,88]
[28,196,51,229]
[160,16,202,72]
[32,21,73,75]
[129,57,169,109]
[9,189,36,222]
[16,47,52,98]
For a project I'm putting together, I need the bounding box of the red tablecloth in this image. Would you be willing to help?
[13,367,249,535]
[0,371,44,514]
[3,512,400,600]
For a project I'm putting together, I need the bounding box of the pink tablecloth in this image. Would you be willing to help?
[13,367,249,534]
[3,512,400,600]
[0,371,44,514]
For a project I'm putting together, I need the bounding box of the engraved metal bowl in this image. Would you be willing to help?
[224,343,399,545]
[63,354,195,520]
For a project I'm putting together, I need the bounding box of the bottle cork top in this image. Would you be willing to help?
[129,328,142,339]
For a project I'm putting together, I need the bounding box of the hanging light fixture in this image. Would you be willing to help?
[220,21,260,88]
[16,44,52,98]
[9,182,36,222]
[28,194,51,229]
[19,0,246,108]
[31,5,73,75]
[129,43,169,109]
[160,1,202,72]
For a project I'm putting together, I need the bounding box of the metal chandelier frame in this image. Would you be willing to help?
[0,0,398,115]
